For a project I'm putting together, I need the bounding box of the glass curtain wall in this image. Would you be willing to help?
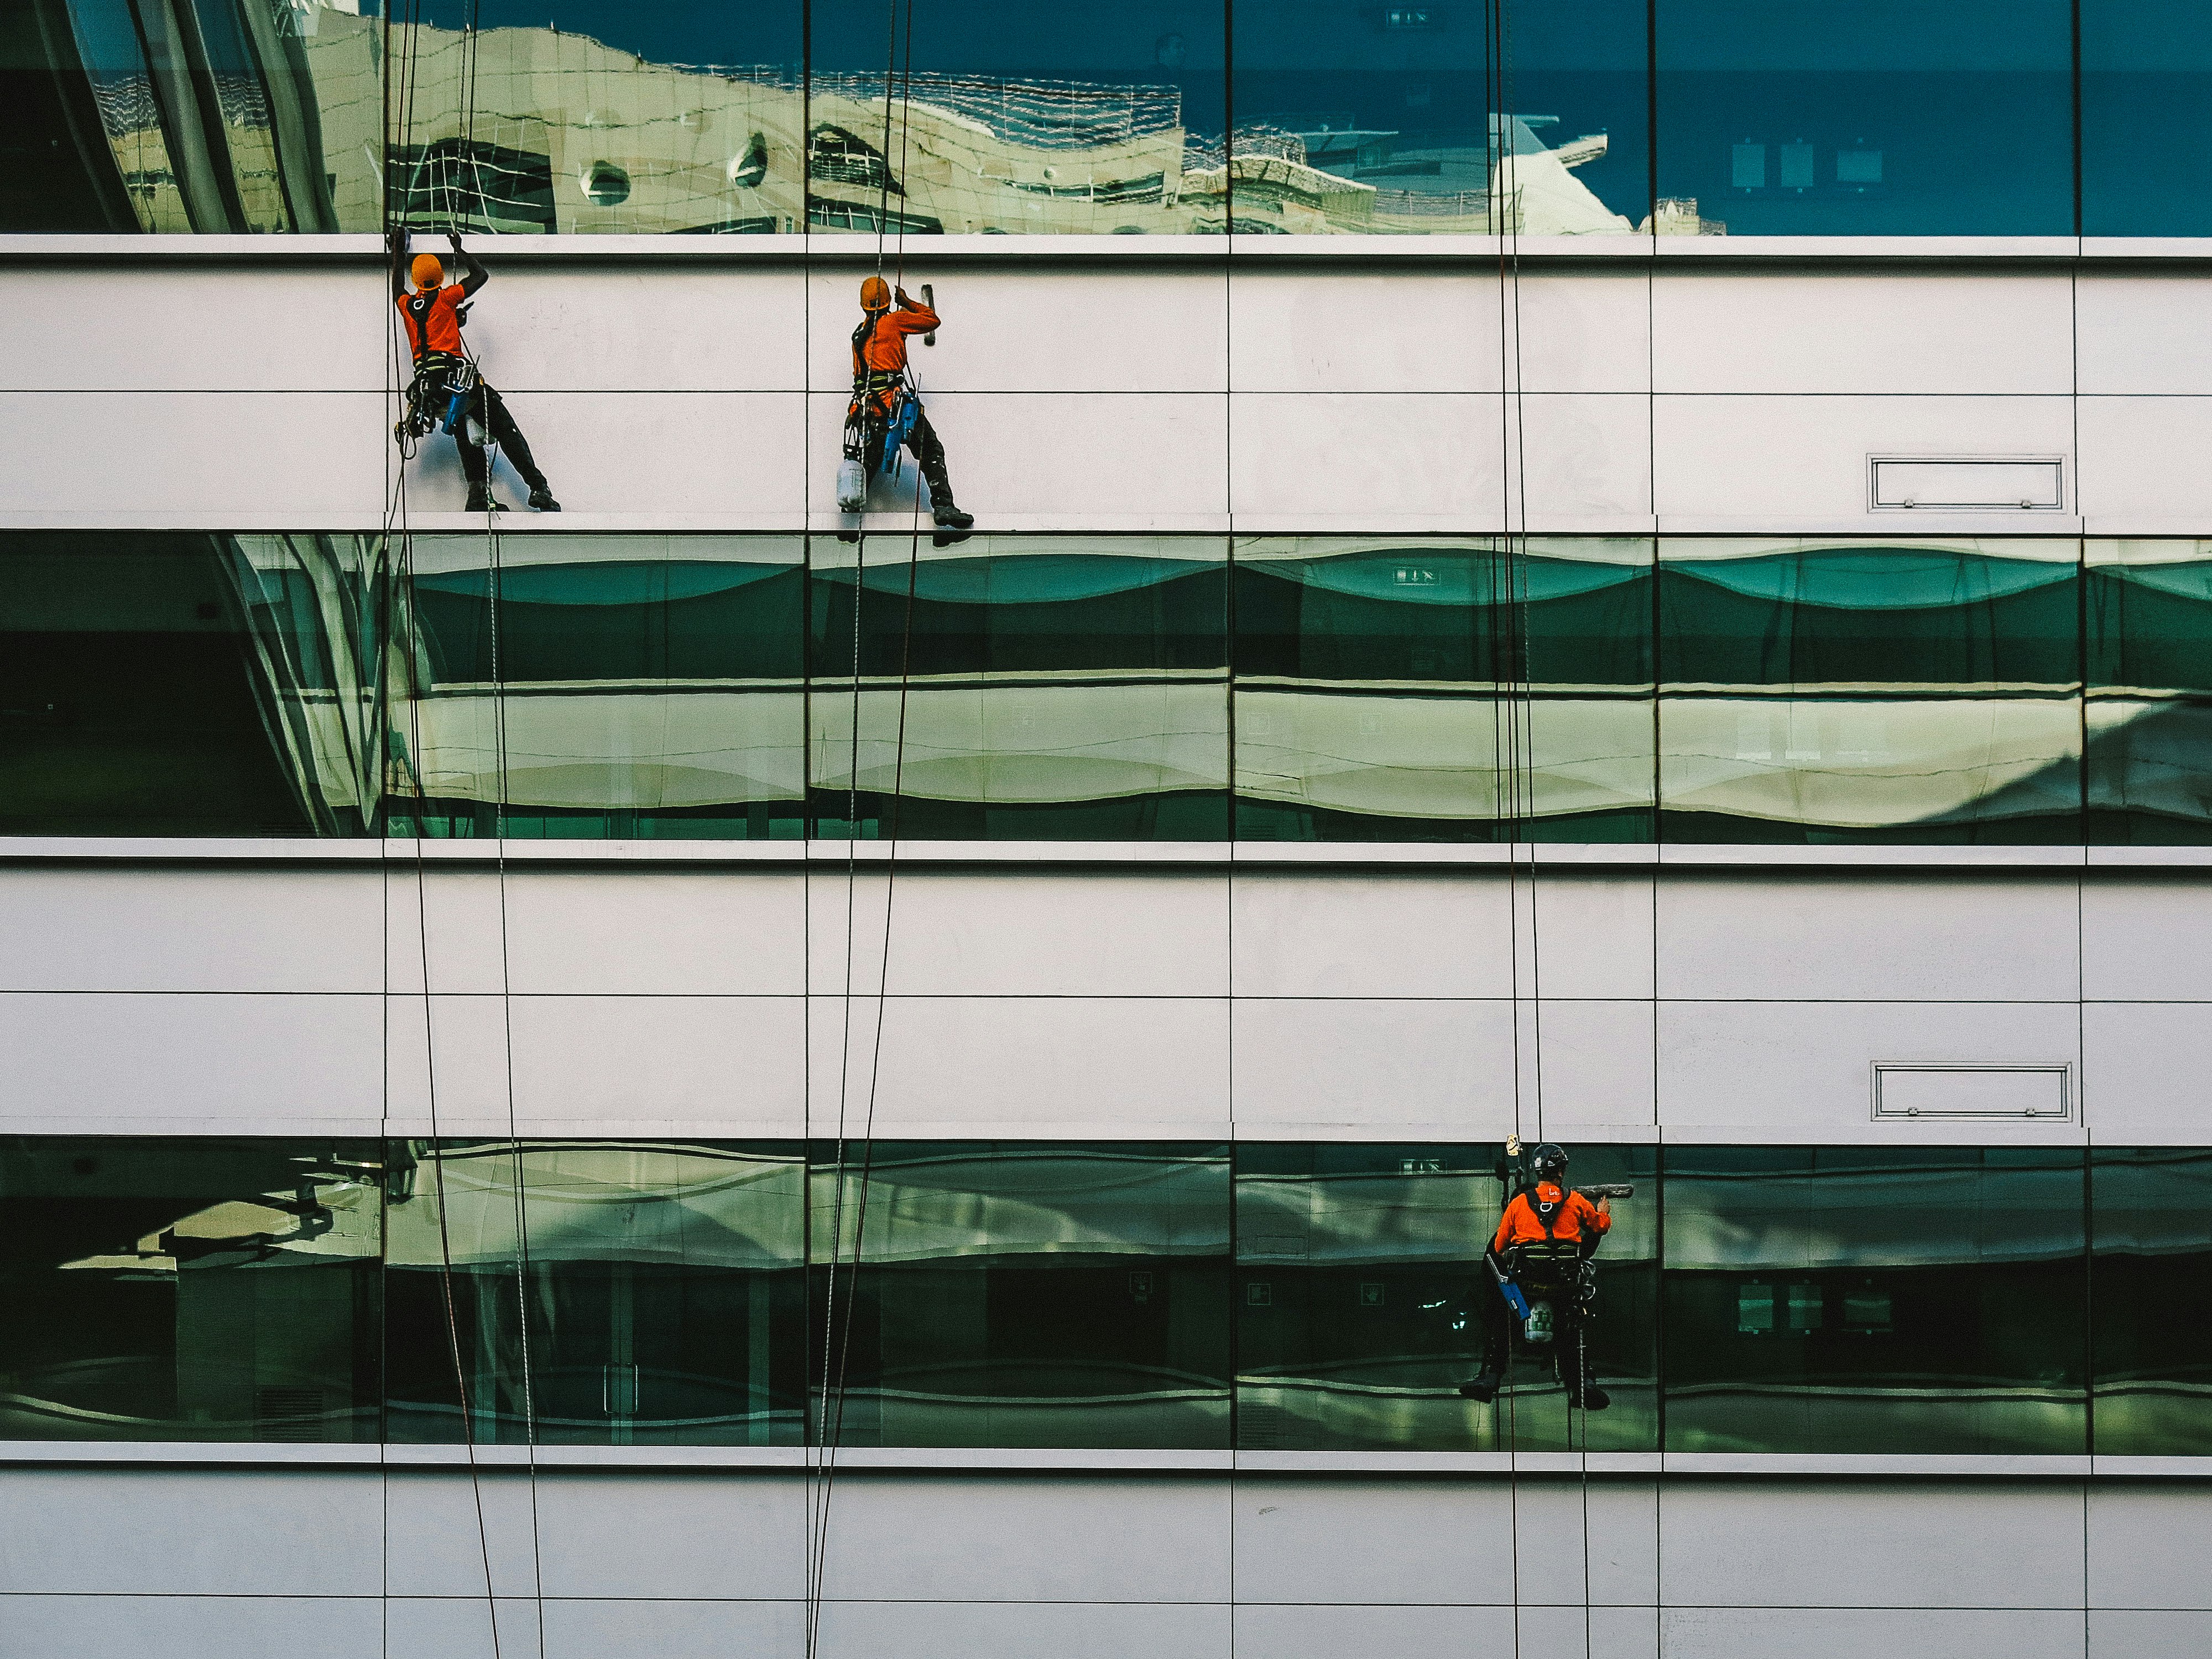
[809,534,1229,838]
[1655,0,2074,236]
[1234,536,1654,839]
[1662,1146,2088,1455]
[2086,540,2212,843]
[1228,0,1650,236]
[387,533,807,838]
[0,1136,383,1441]
[1658,538,2082,842]
[1235,1142,1657,1451]
[2080,1,2212,238]
[383,1140,807,1446]
[25,1,2201,235]
[810,1141,1232,1448]
[8,1136,2212,1453]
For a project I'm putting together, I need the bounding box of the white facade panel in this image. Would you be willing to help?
[460,267,807,393]
[1230,998,1516,1138]
[1229,873,1517,1000]
[1652,394,2076,524]
[0,1596,384,1659]
[1657,1608,2085,1659]
[2083,879,2212,1003]
[2088,1488,2212,1611]
[0,268,380,392]
[0,991,382,1129]
[2080,1003,2212,1142]
[1656,877,2081,1003]
[2077,395,2212,524]
[806,389,1230,530]
[2075,274,2212,396]
[1228,269,1651,395]
[815,1601,1232,1659]
[812,268,1230,395]
[499,868,805,997]
[1229,392,1651,529]
[0,867,379,993]
[1653,273,2074,395]
[1656,1000,2085,1140]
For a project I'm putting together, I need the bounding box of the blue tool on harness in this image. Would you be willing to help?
[1488,1254,1531,1323]
[880,377,920,478]
[440,361,479,435]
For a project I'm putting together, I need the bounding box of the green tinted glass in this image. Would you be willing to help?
[2086,542,2212,843]
[2091,1148,2212,1454]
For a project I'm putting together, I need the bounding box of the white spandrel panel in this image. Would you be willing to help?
[2077,274,2212,396]
[0,392,386,523]
[0,867,379,993]
[1230,998,1519,1139]
[0,992,383,1130]
[0,268,383,393]
[1652,394,2075,524]
[397,389,806,519]
[2080,1004,2212,1143]
[1657,877,2081,1003]
[1229,872,1517,1000]
[1655,272,2074,395]
[457,266,808,393]
[815,1602,1232,1659]
[808,267,1229,394]
[1229,268,1651,395]
[804,389,1230,530]
[2083,879,2212,1003]
[2077,397,2212,525]
[1229,392,1650,530]
[1657,1000,2084,1142]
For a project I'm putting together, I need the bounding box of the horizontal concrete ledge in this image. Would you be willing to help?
[1,1441,2202,1478]
[3,838,2204,873]
[4,232,2205,269]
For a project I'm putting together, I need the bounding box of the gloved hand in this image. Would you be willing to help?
[447,229,466,252]
[894,286,912,307]
[385,226,408,263]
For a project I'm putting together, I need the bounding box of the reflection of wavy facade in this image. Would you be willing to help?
[42,0,1644,235]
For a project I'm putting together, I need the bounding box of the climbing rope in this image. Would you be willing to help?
[804,4,931,1653]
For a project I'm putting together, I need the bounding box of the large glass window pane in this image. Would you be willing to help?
[1229,0,1649,237]
[1,531,379,836]
[2086,540,2212,844]
[2083,3,2212,237]
[811,1142,1231,1448]
[1662,1146,2087,1454]
[807,0,1223,235]
[0,1137,382,1441]
[389,534,806,839]
[1235,1142,1656,1451]
[1236,537,1655,841]
[810,535,1228,838]
[383,1140,806,1446]
[1658,538,2082,842]
[2093,1149,2212,1455]
[387,1,800,236]
[1656,0,2073,237]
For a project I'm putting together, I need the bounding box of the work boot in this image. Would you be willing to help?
[1456,1373,1501,1404]
[1571,1384,1611,1412]
[464,486,503,513]
[932,527,973,550]
[932,501,973,531]
[527,487,561,512]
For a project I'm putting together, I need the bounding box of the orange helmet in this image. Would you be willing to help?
[410,253,445,291]
[859,276,890,311]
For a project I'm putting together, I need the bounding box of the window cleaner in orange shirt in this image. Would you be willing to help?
[836,276,972,546]
[389,228,559,514]
[1458,1141,1616,1410]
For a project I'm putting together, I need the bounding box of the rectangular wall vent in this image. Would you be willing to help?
[1871,1063,2072,1121]
[1869,456,2064,510]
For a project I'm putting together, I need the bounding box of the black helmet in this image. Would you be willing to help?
[1530,1143,1568,1180]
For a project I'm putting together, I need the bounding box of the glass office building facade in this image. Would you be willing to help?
[8,0,2212,237]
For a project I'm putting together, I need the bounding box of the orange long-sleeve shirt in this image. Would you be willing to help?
[852,294,939,378]
[1491,1183,1611,1253]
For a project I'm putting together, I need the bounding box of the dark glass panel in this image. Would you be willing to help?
[810,1142,1232,1448]
[0,0,143,229]
[808,536,1229,838]
[808,0,1223,233]
[1662,1146,2088,1454]
[1234,538,1655,841]
[1656,0,2073,237]
[389,535,806,839]
[2086,542,2212,843]
[0,532,367,836]
[1228,0,1649,236]
[2081,2,2212,238]
[1234,1142,1656,1451]
[2092,1149,2212,1455]
[383,1140,806,1446]
[0,1137,383,1441]
[1657,540,2083,843]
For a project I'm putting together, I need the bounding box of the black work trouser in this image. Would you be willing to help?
[1477,1269,1595,1395]
[858,400,956,509]
[455,382,549,493]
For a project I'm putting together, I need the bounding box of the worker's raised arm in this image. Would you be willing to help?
[450,231,489,296]
[891,285,938,334]
[388,227,411,298]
